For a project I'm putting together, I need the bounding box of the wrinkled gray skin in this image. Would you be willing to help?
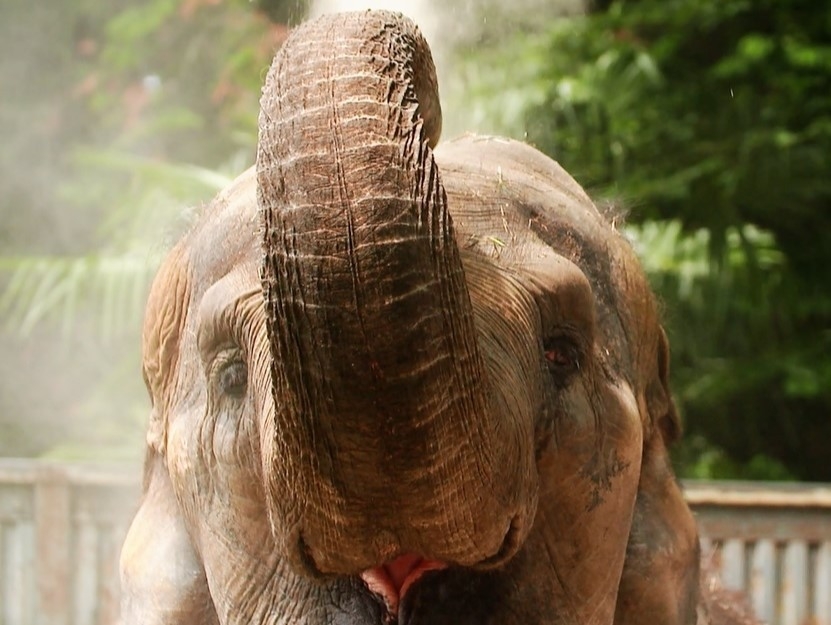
[120,10,755,625]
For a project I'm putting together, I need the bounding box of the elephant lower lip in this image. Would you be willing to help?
[360,553,447,617]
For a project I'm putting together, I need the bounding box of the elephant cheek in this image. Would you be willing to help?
[537,381,643,623]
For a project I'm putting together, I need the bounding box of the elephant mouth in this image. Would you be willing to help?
[361,564,505,625]
[360,553,448,618]
[293,517,525,622]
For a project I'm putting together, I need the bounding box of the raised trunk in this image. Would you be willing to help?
[257,11,531,574]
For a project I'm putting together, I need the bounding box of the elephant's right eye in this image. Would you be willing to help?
[542,335,581,383]
[217,360,248,398]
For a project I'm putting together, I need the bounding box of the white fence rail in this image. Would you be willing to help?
[0,459,829,624]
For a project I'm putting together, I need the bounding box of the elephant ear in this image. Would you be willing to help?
[614,325,700,625]
[141,242,192,460]
[649,326,681,446]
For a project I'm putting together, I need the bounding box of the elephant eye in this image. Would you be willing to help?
[543,336,580,379]
[218,360,248,398]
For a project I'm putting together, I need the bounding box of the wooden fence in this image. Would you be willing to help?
[690,481,831,624]
[0,461,136,625]
[0,459,829,624]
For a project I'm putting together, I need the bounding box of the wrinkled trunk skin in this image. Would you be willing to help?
[257,11,536,575]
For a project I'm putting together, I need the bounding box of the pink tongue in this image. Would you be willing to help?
[360,553,447,615]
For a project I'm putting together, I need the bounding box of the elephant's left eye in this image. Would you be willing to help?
[218,360,248,398]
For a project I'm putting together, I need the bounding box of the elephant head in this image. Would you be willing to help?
[120,10,705,625]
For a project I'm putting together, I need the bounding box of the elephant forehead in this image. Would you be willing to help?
[435,136,657,381]
[435,135,622,290]
[185,167,261,284]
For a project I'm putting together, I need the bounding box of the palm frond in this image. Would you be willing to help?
[0,147,243,339]
[0,252,161,339]
[71,146,234,194]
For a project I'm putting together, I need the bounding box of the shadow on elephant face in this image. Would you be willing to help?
[121,10,700,625]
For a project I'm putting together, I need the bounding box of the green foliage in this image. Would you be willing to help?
[0,0,287,459]
[674,435,795,481]
[445,31,550,139]
[0,147,238,338]
[518,0,831,480]
[1,0,281,335]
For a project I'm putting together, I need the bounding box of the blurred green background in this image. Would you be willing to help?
[1,0,829,481]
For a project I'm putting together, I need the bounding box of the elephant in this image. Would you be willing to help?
[119,10,757,625]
